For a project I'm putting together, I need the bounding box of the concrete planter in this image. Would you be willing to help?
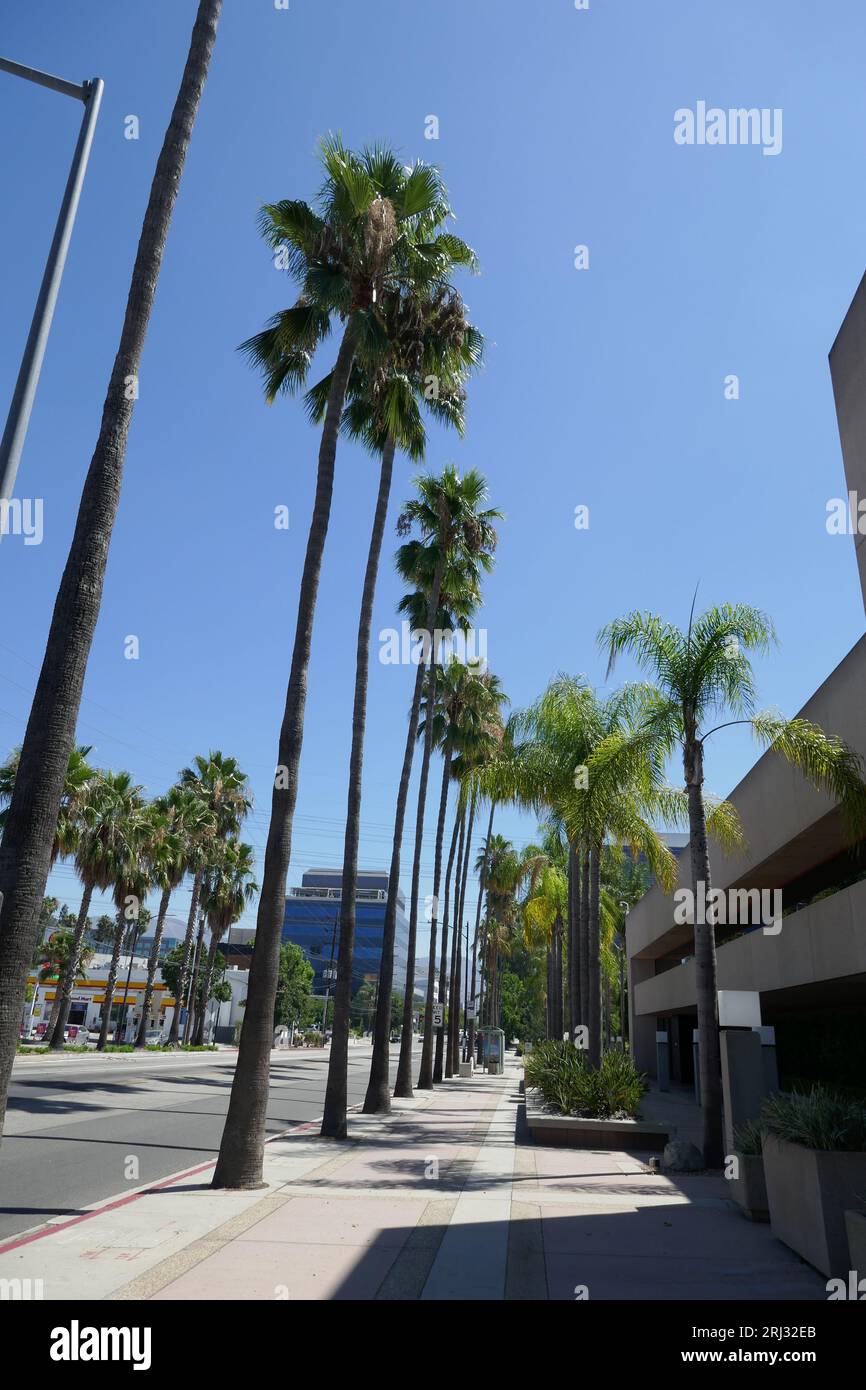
[523,1086,670,1152]
[845,1209,866,1276]
[730,1151,769,1222]
[762,1133,866,1277]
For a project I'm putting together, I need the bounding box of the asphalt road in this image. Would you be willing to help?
[0,1043,414,1241]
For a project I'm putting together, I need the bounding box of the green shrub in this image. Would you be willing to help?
[524,1040,645,1119]
[761,1086,866,1152]
[733,1118,764,1155]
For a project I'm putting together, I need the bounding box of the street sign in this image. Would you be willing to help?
[432,1004,444,1027]
[467,1007,476,1020]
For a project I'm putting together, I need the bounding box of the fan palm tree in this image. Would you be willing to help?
[600,601,866,1166]
[168,752,249,1047]
[0,744,96,868]
[0,0,223,1135]
[446,679,506,1073]
[134,786,215,1048]
[353,468,500,1118]
[393,588,479,1098]
[315,288,482,1135]
[97,798,152,1050]
[216,147,477,1177]
[47,769,144,1049]
[193,840,257,1045]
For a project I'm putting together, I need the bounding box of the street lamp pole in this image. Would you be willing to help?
[0,58,104,502]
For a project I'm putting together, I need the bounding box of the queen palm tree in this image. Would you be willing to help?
[478,835,521,1029]
[0,0,223,1135]
[522,857,568,1039]
[193,840,257,1045]
[168,752,249,1047]
[215,148,476,1176]
[135,787,214,1048]
[600,601,866,1166]
[472,678,681,1062]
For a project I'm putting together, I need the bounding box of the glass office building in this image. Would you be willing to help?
[282,869,409,999]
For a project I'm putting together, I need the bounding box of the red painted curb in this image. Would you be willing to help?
[0,1103,365,1256]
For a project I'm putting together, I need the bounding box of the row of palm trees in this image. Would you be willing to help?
[1,747,256,1051]
[0,0,863,1187]
[458,604,866,1166]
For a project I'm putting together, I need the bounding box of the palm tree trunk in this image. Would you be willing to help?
[686,765,724,1168]
[417,744,453,1089]
[0,0,223,1139]
[168,869,202,1046]
[185,910,207,1044]
[579,841,590,1035]
[450,791,475,1072]
[467,801,494,1067]
[213,320,359,1184]
[363,550,446,1115]
[568,842,579,1041]
[329,436,396,1125]
[394,666,438,1098]
[97,911,126,1051]
[194,931,221,1046]
[49,884,95,1049]
[588,843,602,1067]
[446,804,467,1078]
[433,796,460,1084]
[135,884,171,1047]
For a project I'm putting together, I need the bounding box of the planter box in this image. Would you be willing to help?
[762,1134,866,1278]
[730,1151,769,1222]
[845,1209,866,1276]
[523,1086,670,1152]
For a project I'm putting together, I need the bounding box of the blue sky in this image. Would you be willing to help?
[2,0,866,946]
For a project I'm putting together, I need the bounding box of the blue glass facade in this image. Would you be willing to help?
[282,869,409,998]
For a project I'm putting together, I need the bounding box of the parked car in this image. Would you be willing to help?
[143,1028,164,1046]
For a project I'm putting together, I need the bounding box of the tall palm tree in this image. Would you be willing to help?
[97,798,151,1051]
[0,0,223,1136]
[522,856,568,1039]
[600,602,866,1166]
[47,769,143,1049]
[446,678,506,1073]
[216,147,476,1176]
[393,590,478,1098]
[193,840,257,1045]
[135,786,214,1048]
[168,752,249,1047]
[0,744,96,864]
[359,469,501,1115]
[316,281,481,1137]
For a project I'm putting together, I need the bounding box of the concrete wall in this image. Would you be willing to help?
[830,266,866,610]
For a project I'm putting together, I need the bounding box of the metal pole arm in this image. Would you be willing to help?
[0,56,87,101]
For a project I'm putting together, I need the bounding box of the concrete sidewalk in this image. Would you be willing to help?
[0,1056,826,1301]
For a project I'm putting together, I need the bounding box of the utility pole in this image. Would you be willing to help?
[0,58,103,502]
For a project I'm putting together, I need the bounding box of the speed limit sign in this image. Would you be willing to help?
[432,1004,444,1027]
